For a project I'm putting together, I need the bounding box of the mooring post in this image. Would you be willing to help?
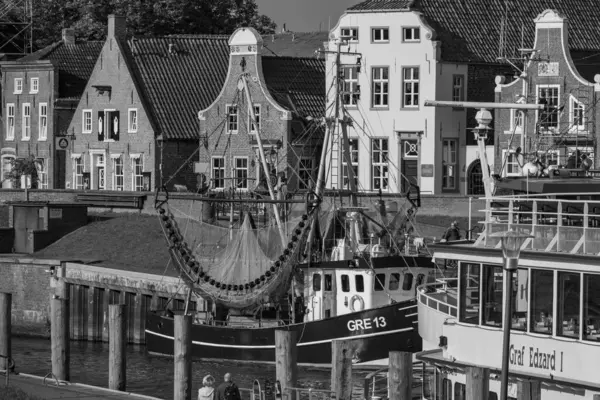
[466,366,489,400]
[517,380,541,400]
[0,293,11,373]
[331,340,353,400]
[109,304,126,391]
[51,295,70,381]
[275,330,297,400]
[174,314,192,400]
[389,351,412,400]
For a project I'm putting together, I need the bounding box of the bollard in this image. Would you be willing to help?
[51,296,70,381]
[275,330,297,400]
[174,314,192,400]
[109,304,126,391]
[0,293,11,373]
[331,340,353,400]
[389,351,412,400]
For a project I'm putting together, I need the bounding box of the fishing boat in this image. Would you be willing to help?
[144,28,442,367]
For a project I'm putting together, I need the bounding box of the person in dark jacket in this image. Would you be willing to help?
[216,373,241,400]
[441,221,461,242]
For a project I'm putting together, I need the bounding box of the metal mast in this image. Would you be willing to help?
[0,0,33,56]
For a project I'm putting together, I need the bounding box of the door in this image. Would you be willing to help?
[400,139,419,192]
[307,272,322,322]
[94,154,106,190]
[13,207,42,253]
[322,271,336,318]
[55,150,66,189]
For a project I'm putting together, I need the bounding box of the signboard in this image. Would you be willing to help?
[421,164,434,177]
[58,138,69,149]
[49,208,62,219]
[538,62,559,77]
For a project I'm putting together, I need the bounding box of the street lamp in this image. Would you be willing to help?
[491,229,533,400]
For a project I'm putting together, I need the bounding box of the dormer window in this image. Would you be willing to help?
[340,27,358,42]
[570,96,586,132]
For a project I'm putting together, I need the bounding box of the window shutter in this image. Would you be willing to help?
[111,110,120,141]
[98,111,105,141]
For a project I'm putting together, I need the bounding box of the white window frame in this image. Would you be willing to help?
[537,150,560,167]
[569,95,586,132]
[82,109,92,133]
[226,104,238,134]
[128,108,138,133]
[234,157,248,190]
[38,103,48,141]
[14,78,22,94]
[509,109,524,133]
[371,66,389,108]
[102,108,118,142]
[536,84,560,134]
[72,156,84,190]
[342,138,359,190]
[248,104,260,134]
[371,138,389,192]
[371,27,389,43]
[130,155,144,191]
[502,149,523,177]
[298,157,314,190]
[442,139,458,190]
[342,65,359,106]
[402,27,421,42]
[6,104,15,140]
[402,67,419,108]
[112,155,124,191]
[30,77,39,94]
[1,155,15,188]
[340,27,359,42]
[22,103,31,140]
[212,156,225,190]
[452,75,464,102]
[35,159,48,189]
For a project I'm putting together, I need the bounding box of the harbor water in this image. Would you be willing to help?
[10,336,369,400]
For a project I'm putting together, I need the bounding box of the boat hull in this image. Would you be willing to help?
[145,299,421,366]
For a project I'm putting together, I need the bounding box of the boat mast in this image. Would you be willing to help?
[240,74,287,246]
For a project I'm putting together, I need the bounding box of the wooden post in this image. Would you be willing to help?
[174,314,192,400]
[0,293,11,372]
[389,351,412,400]
[331,340,353,400]
[109,304,126,391]
[275,330,297,400]
[51,296,70,381]
[517,380,541,400]
[465,366,489,400]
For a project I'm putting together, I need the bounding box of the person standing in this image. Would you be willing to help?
[198,375,216,400]
[216,373,241,400]
[441,221,461,242]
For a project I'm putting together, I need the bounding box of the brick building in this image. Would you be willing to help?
[197,28,326,193]
[0,29,102,188]
[494,9,600,175]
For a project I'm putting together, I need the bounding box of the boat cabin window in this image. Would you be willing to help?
[355,275,364,293]
[389,273,400,290]
[482,264,503,327]
[510,269,528,331]
[374,273,386,291]
[454,382,466,400]
[557,272,580,338]
[441,378,452,400]
[416,273,425,288]
[403,273,414,291]
[313,274,321,292]
[341,274,350,292]
[584,274,600,342]
[324,274,333,291]
[530,269,553,335]
[459,263,480,324]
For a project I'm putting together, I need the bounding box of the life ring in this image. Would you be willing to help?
[349,294,365,312]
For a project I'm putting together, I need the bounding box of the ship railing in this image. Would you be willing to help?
[362,362,424,400]
[476,196,600,255]
[284,387,336,400]
[416,279,458,318]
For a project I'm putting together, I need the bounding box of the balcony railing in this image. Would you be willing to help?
[416,278,458,318]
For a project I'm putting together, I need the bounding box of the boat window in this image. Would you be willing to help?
[389,273,400,290]
[403,273,414,291]
[341,274,350,292]
[557,272,580,339]
[584,273,600,342]
[530,269,554,335]
[324,274,333,291]
[510,269,528,332]
[355,275,365,292]
[454,382,466,400]
[441,378,452,400]
[489,392,498,400]
[459,263,480,325]
[416,273,425,287]
[374,273,386,291]
[312,274,321,292]
[482,264,503,328]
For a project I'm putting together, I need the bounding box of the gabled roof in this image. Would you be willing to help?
[18,41,103,99]
[122,35,230,140]
[261,32,328,58]
[346,0,600,64]
[348,0,413,11]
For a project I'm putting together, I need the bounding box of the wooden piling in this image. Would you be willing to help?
[331,340,354,400]
[109,304,126,391]
[0,293,11,372]
[517,380,541,400]
[275,330,297,400]
[465,366,489,400]
[389,351,412,400]
[174,314,192,400]
[51,296,70,381]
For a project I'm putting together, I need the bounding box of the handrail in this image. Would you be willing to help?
[283,386,336,400]
[417,280,458,318]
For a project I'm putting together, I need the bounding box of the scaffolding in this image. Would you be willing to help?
[0,0,33,56]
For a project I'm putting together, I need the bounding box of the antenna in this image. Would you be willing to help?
[0,0,33,56]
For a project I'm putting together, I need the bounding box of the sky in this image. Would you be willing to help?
[255,0,361,32]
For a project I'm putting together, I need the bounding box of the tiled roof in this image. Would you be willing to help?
[346,0,600,63]
[262,56,326,120]
[122,36,230,140]
[348,0,413,11]
[261,32,328,58]
[18,41,103,99]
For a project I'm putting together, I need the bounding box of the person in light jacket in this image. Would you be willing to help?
[198,375,216,400]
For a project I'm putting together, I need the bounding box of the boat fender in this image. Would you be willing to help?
[349,294,365,312]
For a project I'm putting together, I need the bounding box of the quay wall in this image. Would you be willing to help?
[0,257,207,344]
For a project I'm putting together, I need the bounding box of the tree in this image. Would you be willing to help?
[31,0,277,49]
[8,155,39,189]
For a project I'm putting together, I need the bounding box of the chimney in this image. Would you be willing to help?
[62,28,75,45]
[107,14,127,39]
[282,23,286,33]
